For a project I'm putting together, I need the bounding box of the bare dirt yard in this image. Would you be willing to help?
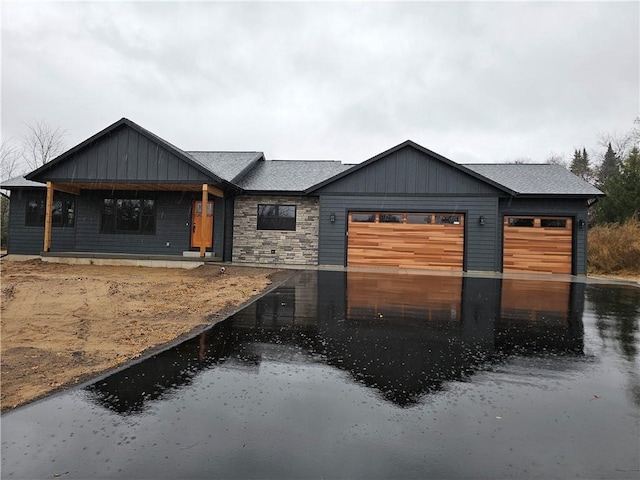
[1,260,285,412]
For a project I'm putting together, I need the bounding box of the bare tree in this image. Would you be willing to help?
[597,126,634,160]
[1,138,25,180]
[545,153,567,168]
[506,157,533,164]
[21,120,67,171]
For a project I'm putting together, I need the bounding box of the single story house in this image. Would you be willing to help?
[1,118,603,274]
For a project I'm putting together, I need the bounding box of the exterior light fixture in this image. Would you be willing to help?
[330,213,336,223]
[578,219,586,229]
[479,215,486,226]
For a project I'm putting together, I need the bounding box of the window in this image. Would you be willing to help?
[351,213,375,223]
[257,204,296,231]
[25,198,75,227]
[52,200,75,227]
[25,199,45,226]
[406,214,432,224]
[379,214,403,223]
[541,218,567,228]
[101,198,155,234]
[507,217,534,227]
[435,215,461,225]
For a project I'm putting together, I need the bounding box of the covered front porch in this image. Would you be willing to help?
[42,181,225,258]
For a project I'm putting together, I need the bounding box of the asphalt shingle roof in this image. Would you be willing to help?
[464,163,604,196]
[186,151,263,183]
[1,176,45,189]
[237,160,352,192]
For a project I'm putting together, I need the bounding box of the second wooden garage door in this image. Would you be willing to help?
[347,212,464,270]
[503,216,573,274]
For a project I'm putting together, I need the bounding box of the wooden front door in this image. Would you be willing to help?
[191,200,214,248]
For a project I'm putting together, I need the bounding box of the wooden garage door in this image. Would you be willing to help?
[347,212,464,270]
[503,216,573,274]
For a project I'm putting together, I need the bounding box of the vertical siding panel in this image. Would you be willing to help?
[107,133,118,179]
[97,137,108,179]
[149,142,159,180]
[395,150,406,193]
[127,129,139,180]
[136,133,147,179]
[76,151,87,179]
[167,154,179,181]
[376,159,385,192]
[87,143,98,180]
[178,156,188,180]
[116,128,128,180]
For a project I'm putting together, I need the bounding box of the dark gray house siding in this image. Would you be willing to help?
[317,146,503,196]
[39,125,214,184]
[7,188,76,254]
[71,191,226,257]
[315,145,505,271]
[498,197,590,275]
[7,189,228,258]
[318,195,500,271]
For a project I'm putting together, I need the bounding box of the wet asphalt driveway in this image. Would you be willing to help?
[2,270,639,479]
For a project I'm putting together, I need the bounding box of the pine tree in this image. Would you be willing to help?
[570,148,591,182]
[597,143,621,188]
[594,147,640,224]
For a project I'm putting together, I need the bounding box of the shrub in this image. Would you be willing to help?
[588,217,640,274]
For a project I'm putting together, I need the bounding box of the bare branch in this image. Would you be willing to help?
[1,138,26,181]
[21,120,67,171]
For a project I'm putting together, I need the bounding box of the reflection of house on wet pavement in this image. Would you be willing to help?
[2,117,603,274]
[86,272,585,414]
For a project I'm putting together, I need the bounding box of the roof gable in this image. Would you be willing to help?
[309,141,511,195]
[26,118,226,186]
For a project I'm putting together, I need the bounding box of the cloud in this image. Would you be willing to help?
[1,1,638,166]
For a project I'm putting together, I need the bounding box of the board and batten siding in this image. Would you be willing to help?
[498,197,589,275]
[7,188,76,254]
[318,195,499,271]
[41,125,213,184]
[318,146,503,196]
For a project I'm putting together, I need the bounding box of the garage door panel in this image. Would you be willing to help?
[503,216,572,274]
[347,212,464,270]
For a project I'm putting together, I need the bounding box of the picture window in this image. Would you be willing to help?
[101,198,155,234]
[257,204,296,231]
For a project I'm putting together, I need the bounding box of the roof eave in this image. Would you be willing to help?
[240,189,308,196]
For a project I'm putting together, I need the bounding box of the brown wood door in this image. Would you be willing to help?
[503,216,573,274]
[191,200,214,248]
[347,212,464,270]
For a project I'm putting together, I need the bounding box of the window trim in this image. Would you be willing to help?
[257,204,297,231]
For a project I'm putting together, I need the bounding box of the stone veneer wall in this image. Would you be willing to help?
[232,195,319,265]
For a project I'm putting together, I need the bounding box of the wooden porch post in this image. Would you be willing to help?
[200,184,209,257]
[43,181,54,252]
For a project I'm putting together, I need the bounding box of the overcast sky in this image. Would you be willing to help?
[2,1,638,167]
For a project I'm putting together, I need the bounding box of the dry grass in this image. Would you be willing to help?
[588,217,640,275]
